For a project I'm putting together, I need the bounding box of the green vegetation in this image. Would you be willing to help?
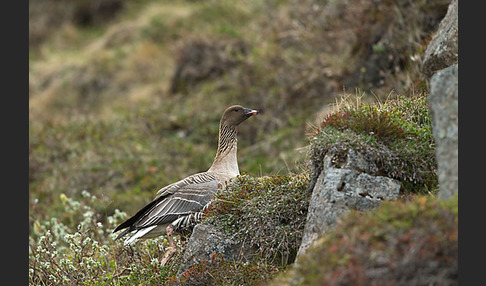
[29,0,452,285]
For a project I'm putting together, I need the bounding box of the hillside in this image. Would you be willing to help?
[29,0,455,285]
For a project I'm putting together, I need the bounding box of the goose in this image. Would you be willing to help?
[113,105,258,249]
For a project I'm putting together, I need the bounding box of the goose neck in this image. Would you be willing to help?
[208,123,239,178]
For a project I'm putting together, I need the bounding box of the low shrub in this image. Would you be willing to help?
[29,191,182,285]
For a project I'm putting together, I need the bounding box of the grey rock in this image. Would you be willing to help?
[296,167,354,257]
[428,64,458,200]
[343,149,379,174]
[177,224,253,276]
[422,0,458,80]
[297,151,401,257]
[355,173,401,201]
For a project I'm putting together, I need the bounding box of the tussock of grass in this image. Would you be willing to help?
[310,93,437,195]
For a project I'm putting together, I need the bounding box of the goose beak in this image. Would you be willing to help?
[244,108,259,117]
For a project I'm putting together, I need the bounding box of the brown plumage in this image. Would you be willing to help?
[113,105,258,247]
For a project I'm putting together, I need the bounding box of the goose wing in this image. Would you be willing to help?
[114,172,221,238]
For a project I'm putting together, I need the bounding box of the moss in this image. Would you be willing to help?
[273,195,458,285]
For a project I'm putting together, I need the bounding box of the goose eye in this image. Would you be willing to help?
[234,108,239,112]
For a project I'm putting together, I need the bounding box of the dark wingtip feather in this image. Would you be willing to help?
[114,228,130,240]
[113,219,132,233]
[113,198,161,233]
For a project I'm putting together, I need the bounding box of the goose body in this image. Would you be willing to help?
[114,105,258,246]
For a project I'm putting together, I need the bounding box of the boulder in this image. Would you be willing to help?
[427,64,458,200]
[297,151,401,257]
[422,0,458,80]
[177,224,253,276]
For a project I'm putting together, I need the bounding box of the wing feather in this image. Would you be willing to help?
[137,180,219,227]
[114,171,222,240]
